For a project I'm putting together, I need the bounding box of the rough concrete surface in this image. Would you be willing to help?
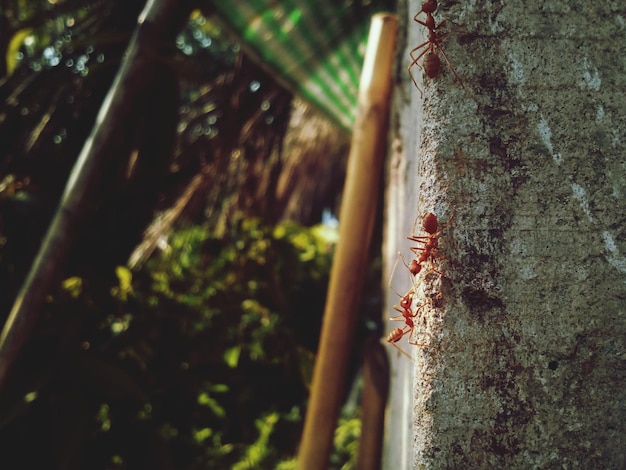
[385,0,626,468]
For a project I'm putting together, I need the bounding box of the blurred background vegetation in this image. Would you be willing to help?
[0,0,387,468]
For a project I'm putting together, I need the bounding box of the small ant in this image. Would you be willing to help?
[385,255,428,358]
[408,0,465,94]
[386,297,431,358]
[406,212,444,275]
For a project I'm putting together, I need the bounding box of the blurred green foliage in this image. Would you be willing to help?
[332,416,362,470]
[0,218,367,469]
[0,2,374,467]
[102,219,335,468]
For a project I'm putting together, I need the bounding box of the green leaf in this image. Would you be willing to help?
[61,276,83,298]
[116,265,132,288]
[197,393,226,418]
[223,346,241,368]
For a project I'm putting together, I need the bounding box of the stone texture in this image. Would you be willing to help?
[385,0,626,467]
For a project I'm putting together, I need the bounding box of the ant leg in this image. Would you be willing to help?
[380,333,413,359]
[391,341,413,359]
[409,41,429,63]
[411,213,421,236]
[408,70,424,97]
[398,252,411,270]
[413,17,430,29]
[407,235,431,244]
[389,313,406,322]
[408,44,429,95]
[388,254,402,292]
[435,18,464,32]
[431,28,464,45]
[412,12,424,24]
[434,41,465,89]
[409,246,426,257]
[389,255,415,295]
[408,239,431,257]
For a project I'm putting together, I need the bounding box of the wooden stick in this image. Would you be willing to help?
[297,13,398,469]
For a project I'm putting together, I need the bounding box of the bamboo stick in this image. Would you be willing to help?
[297,13,398,469]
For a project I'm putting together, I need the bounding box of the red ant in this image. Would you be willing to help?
[386,305,431,358]
[408,0,465,95]
[385,255,428,358]
[406,212,444,275]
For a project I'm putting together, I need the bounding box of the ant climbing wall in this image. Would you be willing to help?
[384,0,626,468]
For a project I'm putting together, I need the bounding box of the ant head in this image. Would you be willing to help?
[409,259,422,275]
[422,0,438,14]
[400,291,413,309]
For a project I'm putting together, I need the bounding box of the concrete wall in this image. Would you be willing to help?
[384,0,626,467]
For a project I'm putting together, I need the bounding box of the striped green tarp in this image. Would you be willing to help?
[211,0,395,131]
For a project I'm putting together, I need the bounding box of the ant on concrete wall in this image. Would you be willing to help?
[385,213,450,358]
[408,0,465,95]
[386,286,427,358]
[385,255,429,358]
[406,212,445,275]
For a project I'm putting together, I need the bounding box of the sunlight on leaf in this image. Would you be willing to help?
[209,383,229,393]
[197,392,226,417]
[241,299,270,318]
[232,412,280,470]
[115,265,132,290]
[273,224,286,239]
[61,276,83,298]
[97,403,111,432]
[193,427,213,443]
[112,265,133,301]
[223,346,241,368]
[311,223,339,246]
[332,417,361,469]
[109,314,131,335]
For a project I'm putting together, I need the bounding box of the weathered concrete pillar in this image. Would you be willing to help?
[385,0,626,467]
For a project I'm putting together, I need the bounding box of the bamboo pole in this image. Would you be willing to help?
[297,13,398,469]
